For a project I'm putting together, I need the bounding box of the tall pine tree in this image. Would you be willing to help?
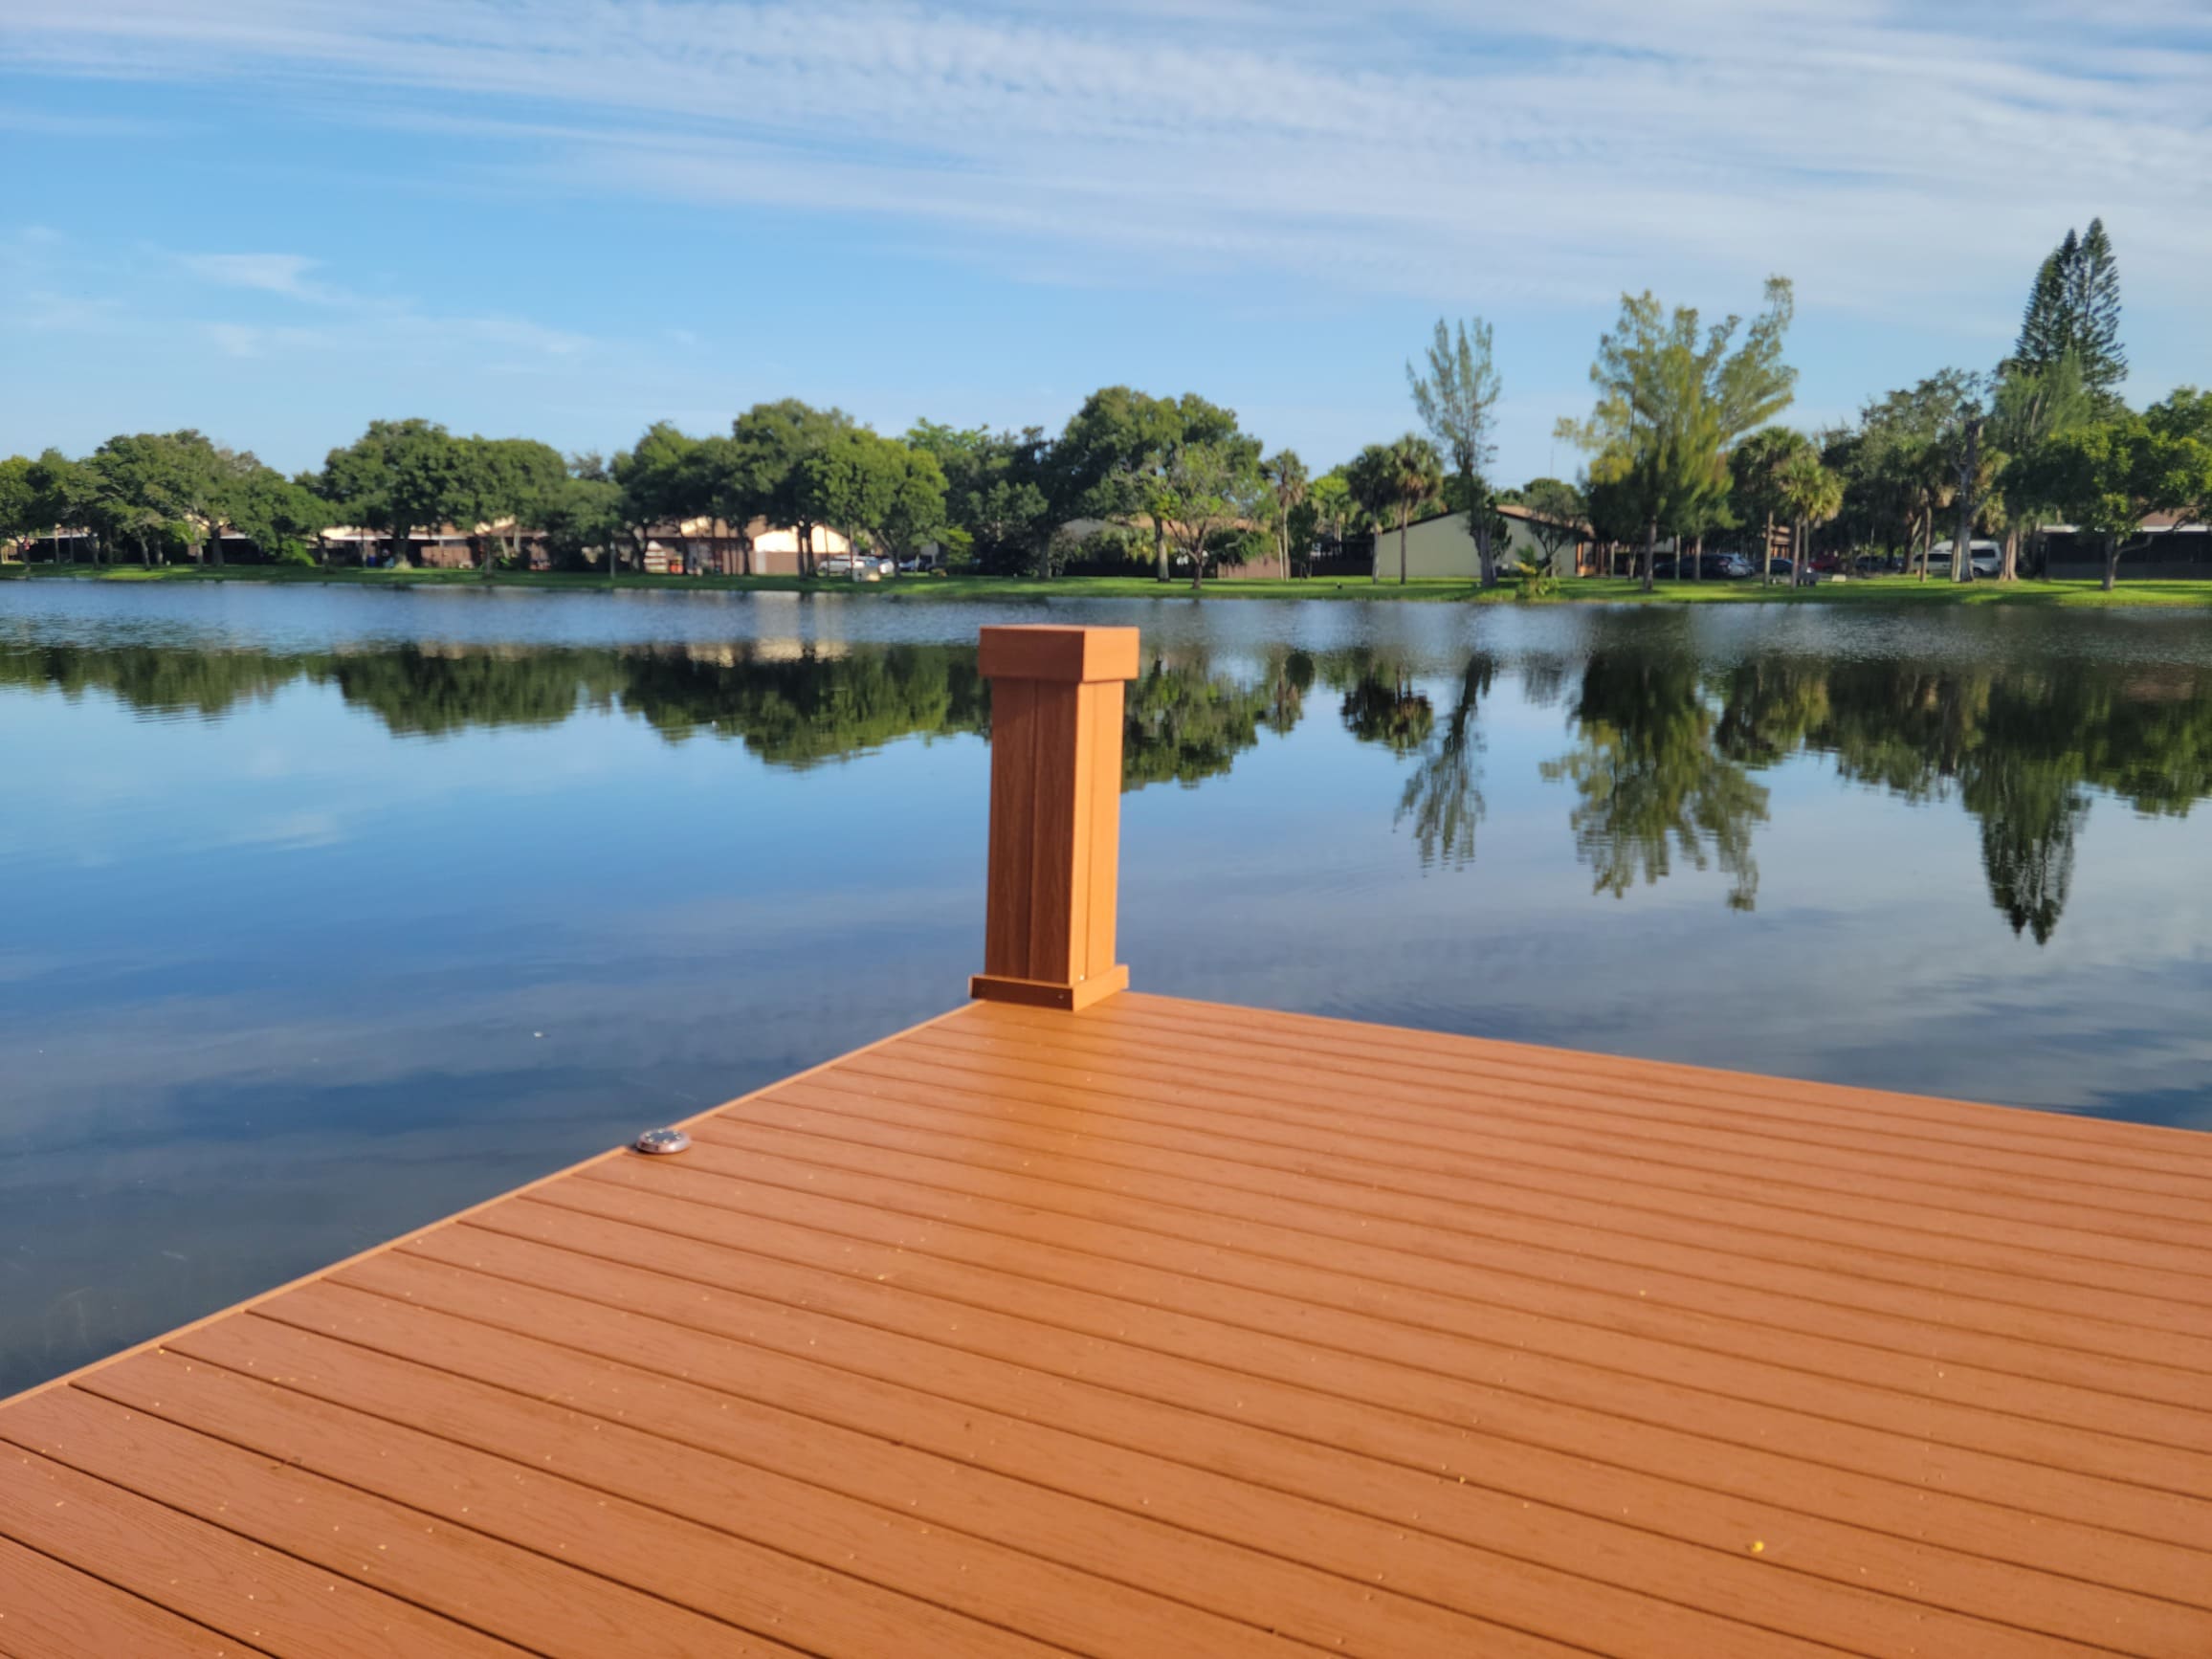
[2013,232,2075,372]
[2011,220,2125,400]
[2071,219,2125,395]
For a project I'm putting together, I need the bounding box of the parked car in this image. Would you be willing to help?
[1651,552,1749,580]
[1927,540,2002,579]
[1761,557,1794,582]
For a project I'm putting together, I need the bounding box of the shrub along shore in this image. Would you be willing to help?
[11,561,2212,608]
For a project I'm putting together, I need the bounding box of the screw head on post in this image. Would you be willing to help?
[633,1127,692,1156]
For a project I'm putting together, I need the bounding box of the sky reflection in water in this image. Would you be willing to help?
[3,582,2209,1393]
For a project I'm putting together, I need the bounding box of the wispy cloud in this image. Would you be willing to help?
[13,233,602,370]
[6,0,2208,325]
[179,252,328,299]
[3,1,2205,472]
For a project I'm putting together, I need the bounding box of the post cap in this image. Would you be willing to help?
[977,626,1140,685]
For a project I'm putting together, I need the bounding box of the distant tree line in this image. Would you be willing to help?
[10,627,2204,942]
[6,217,2201,592]
[0,395,1303,590]
[1548,222,2211,592]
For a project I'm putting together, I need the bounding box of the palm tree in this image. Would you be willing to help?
[1261,450,1309,579]
[1729,426,1811,584]
[1908,436,1955,581]
[1384,434,1444,586]
[1778,450,1844,585]
[1342,444,1399,584]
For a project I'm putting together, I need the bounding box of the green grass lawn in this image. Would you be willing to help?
[12,561,2212,608]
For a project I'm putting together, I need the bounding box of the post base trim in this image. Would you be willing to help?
[969,965,1130,1012]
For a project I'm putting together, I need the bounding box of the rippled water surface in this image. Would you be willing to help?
[4,581,2209,1392]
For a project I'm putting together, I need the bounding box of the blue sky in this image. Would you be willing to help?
[3,0,2207,483]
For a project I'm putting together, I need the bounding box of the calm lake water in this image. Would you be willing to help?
[4,581,2209,1394]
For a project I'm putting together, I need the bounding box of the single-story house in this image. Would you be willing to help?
[1367,503,1594,581]
[320,524,520,568]
[638,517,852,577]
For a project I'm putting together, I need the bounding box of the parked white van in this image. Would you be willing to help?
[1927,540,2002,578]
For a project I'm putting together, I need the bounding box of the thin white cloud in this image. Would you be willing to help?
[179,251,327,299]
[4,0,2205,330]
[12,234,603,368]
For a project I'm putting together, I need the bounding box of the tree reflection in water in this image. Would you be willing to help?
[1712,653,2212,944]
[1393,655,1494,870]
[1545,650,1769,911]
[7,629,2208,943]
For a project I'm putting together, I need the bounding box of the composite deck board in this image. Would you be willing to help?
[969,1002,2212,1222]
[754,1070,2209,1360]
[644,1118,2212,1429]
[854,1031,2212,1310]
[697,1088,2212,1393]
[4,993,2207,1657]
[544,1143,2211,1477]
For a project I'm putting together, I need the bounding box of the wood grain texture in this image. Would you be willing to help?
[974,626,1135,1002]
[4,989,2207,1657]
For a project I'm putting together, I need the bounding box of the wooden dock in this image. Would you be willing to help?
[3,627,2208,1658]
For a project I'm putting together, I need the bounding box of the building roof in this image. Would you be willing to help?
[1392,503,1591,537]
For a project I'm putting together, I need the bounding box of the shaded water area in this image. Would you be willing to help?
[4,581,2209,1394]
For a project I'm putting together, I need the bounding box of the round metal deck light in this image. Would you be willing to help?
[633,1127,692,1156]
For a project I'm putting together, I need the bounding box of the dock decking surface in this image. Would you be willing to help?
[3,990,2208,1657]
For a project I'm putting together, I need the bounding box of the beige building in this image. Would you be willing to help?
[320,524,490,567]
[644,517,852,577]
[1367,503,1592,580]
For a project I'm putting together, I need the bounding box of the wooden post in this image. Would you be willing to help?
[970,625,1139,1012]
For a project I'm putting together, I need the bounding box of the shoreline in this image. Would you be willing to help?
[8,562,2211,608]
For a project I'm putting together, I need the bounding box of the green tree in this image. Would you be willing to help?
[1836,371,1980,575]
[464,437,566,573]
[612,422,718,576]
[1306,470,1355,561]
[1346,435,1443,586]
[907,421,1053,575]
[1559,278,1797,592]
[227,466,331,564]
[1159,436,1263,593]
[1579,451,1646,578]
[1775,448,1844,581]
[1990,353,2094,579]
[1516,477,1588,576]
[24,451,99,563]
[1727,427,1811,582]
[2012,220,2126,402]
[77,431,258,566]
[0,456,35,560]
[729,400,856,578]
[1406,318,1505,586]
[318,419,476,567]
[804,429,948,574]
[2011,400,2212,590]
[1055,388,1241,582]
[534,472,626,572]
[81,434,184,566]
[1258,450,1309,579]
